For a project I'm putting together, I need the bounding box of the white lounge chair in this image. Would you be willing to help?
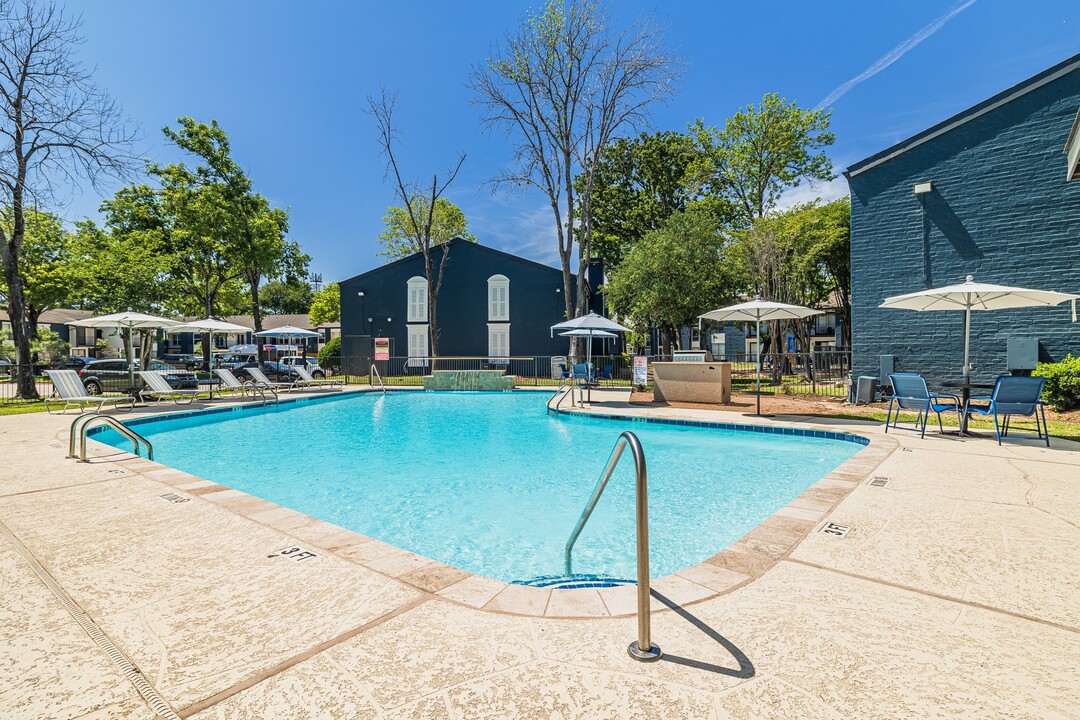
[44,369,135,415]
[214,368,277,401]
[295,366,344,390]
[245,366,299,392]
[139,371,203,405]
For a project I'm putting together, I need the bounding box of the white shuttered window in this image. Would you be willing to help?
[408,325,429,366]
[488,324,510,360]
[407,277,427,322]
[488,275,509,321]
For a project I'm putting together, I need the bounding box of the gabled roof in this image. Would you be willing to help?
[341,237,571,285]
[179,313,318,331]
[0,308,95,325]
[845,51,1080,179]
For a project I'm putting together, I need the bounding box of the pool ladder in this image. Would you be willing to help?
[370,364,386,394]
[68,413,154,462]
[564,430,660,662]
[547,383,584,414]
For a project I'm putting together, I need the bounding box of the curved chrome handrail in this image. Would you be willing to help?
[563,431,660,662]
[70,413,154,462]
[370,364,386,394]
[548,383,583,414]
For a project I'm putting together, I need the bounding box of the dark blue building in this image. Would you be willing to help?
[338,238,604,372]
[846,53,1080,384]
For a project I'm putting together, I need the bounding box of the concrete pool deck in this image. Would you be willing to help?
[1,387,1078,718]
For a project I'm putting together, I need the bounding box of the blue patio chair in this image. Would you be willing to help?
[570,362,594,383]
[885,372,962,438]
[965,375,1050,446]
[598,363,613,380]
[557,363,571,379]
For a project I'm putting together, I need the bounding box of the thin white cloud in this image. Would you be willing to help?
[816,0,978,110]
[775,175,849,211]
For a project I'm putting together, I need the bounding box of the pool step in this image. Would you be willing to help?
[513,573,635,590]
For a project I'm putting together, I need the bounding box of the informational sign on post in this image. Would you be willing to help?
[632,355,648,386]
[374,337,390,361]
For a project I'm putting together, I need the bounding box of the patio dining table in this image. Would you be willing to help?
[931,379,996,436]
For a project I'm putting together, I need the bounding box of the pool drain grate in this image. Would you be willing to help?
[868,476,891,488]
[0,519,181,720]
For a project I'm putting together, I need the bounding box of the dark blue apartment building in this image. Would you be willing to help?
[338,238,604,372]
[846,53,1080,384]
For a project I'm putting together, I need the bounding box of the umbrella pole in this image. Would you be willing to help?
[756,316,762,416]
[963,306,971,385]
[126,327,135,394]
[586,331,593,404]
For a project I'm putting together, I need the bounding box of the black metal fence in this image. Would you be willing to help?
[1,350,853,404]
[331,351,852,397]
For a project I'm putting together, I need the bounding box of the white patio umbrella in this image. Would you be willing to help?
[70,311,181,390]
[880,275,1078,383]
[253,324,321,358]
[699,297,822,416]
[168,318,254,369]
[551,313,630,401]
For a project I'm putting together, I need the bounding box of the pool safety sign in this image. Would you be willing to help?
[374,337,390,361]
[633,356,648,386]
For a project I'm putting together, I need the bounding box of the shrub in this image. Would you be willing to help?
[319,336,342,370]
[1033,355,1080,411]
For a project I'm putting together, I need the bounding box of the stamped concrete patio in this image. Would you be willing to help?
[1,388,1078,719]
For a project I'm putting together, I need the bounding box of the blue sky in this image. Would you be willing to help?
[61,0,1080,281]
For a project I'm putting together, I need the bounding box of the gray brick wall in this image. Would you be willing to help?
[849,69,1080,386]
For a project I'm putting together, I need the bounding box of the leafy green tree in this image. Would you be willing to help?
[75,195,174,315]
[30,327,68,364]
[318,335,342,369]
[732,198,850,372]
[377,196,476,260]
[309,282,340,326]
[579,131,711,270]
[691,93,835,228]
[0,207,80,335]
[0,327,14,360]
[149,119,250,323]
[603,211,742,353]
[260,278,314,315]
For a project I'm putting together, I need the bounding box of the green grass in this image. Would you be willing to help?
[831,408,1080,443]
[0,400,48,416]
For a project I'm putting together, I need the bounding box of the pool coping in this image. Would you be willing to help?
[88,388,898,619]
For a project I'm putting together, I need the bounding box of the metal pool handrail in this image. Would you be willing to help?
[370,364,386,394]
[69,413,154,462]
[563,431,660,662]
[548,383,583,414]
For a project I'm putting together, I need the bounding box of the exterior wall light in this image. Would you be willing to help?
[913,181,933,195]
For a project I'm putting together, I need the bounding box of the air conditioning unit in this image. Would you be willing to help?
[854,376,878,405]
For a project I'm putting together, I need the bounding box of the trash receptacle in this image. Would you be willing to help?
[854,376,878,405]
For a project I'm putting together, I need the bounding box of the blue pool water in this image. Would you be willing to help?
[98,392,862,583]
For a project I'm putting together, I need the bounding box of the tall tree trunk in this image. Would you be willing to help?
[0,209,38,398]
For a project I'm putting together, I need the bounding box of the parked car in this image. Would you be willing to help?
[78,359,198,395]
[51,356,94,370]
[0,358,12,376]
[218,353,258,369]
[233,361,302,384]
[162,353,202,370]
[279,356,327,378]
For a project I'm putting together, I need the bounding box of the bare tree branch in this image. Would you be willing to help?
[0,0,137,398]
[469,0,681,355]
[365,88,466,359]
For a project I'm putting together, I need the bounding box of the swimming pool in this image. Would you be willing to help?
[98,392,863,583]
